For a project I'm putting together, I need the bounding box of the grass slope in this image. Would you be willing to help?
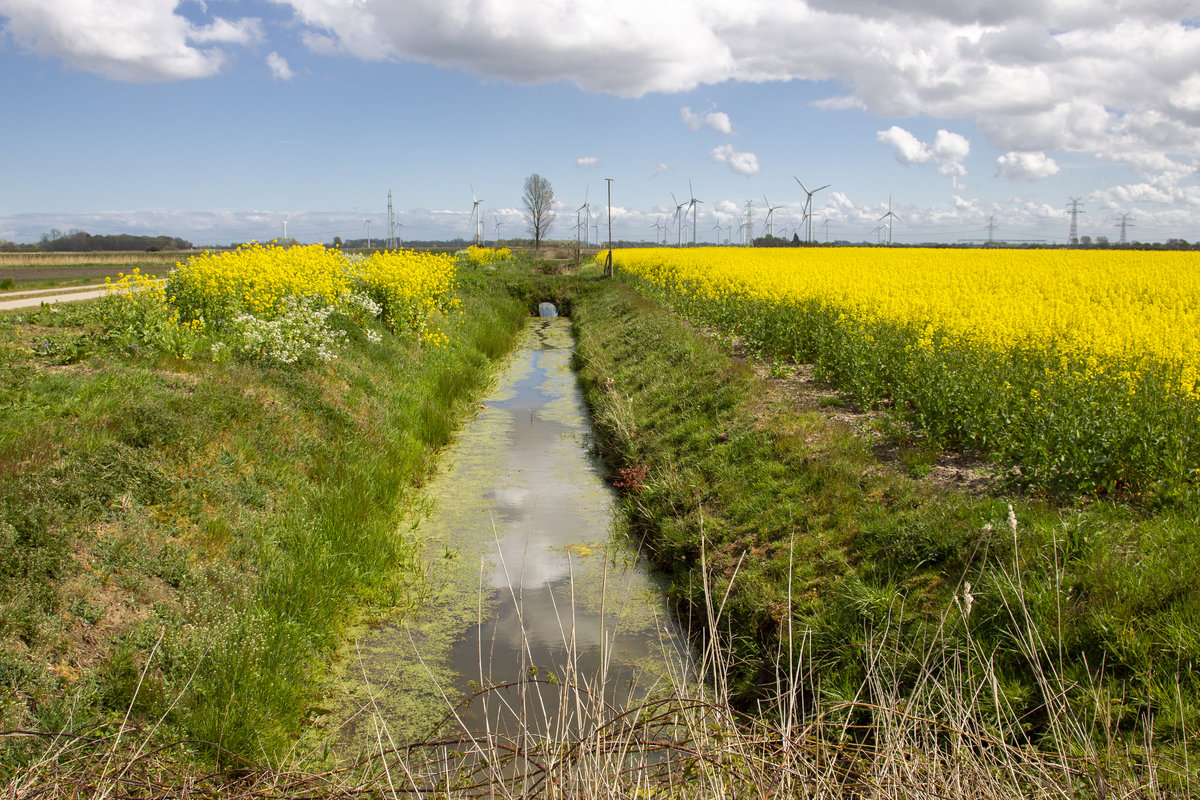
[0,270,528,769]
[573,280,1199,764]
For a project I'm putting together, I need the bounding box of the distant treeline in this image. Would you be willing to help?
[0,230,193,252]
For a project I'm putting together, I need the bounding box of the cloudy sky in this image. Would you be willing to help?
[1,0,1199,245]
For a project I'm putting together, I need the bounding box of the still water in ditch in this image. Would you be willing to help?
[324,317,687,750]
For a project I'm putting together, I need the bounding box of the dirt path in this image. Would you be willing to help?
[0,285,111,311]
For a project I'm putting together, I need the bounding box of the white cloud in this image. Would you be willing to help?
[996,151,1060,180]
[264,0,1200,186]
[0,0,260,81]
[576,156,600,168]
[710,143,760,175]
[931,130,970,176]
[813,95,866,111]
[714,199,741,216]
[682,106,736,134]
[8,0,1200,188]
[705,111,733,135]
[878,125,931,165]
[266,51,294,80]
[190,17,262,46]
[654,161,670,176]
[877,126,970,177]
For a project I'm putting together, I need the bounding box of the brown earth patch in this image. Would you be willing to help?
[723,333,998,495]
[0,266,127,283]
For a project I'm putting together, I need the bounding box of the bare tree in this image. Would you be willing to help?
[522,174,555,250]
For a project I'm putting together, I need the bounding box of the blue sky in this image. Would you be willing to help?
[2,0,1199,246]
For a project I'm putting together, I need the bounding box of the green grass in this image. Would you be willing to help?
[572,280,1200,766]
[633,273,1200,505]
[5,259,1198,793]
[0,270,529,769]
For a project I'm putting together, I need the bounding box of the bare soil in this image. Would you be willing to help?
[0,266,128,282]
[726,335,998,494]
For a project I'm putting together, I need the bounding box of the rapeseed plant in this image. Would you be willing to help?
[615,247,1200,500]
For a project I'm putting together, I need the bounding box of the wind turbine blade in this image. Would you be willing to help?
[816,184,831,192]
[795,177,809,194]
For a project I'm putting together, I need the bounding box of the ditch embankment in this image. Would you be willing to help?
[0,266,531,769]
[572,279,1198,787]
[2,260,1195,796]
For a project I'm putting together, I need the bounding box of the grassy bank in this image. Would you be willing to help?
[5,261,1196,796]
[573,281,1199,771]
[0,263,529,770]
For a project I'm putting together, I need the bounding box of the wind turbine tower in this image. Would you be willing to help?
[762,195,783,238]
[878,196,899,246]
[794,177,831,243]
[744,200,754,246]
[470,187,483,246]
[650,217,669,244]
[688,180,702,247]
[579,186,591,247]
[672,193,687,247]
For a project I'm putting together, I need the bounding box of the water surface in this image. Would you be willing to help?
[326,317,685,748]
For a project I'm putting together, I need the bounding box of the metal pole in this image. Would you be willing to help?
[605,178,614,278]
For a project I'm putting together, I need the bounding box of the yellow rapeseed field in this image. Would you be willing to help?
[102,244,469,364]
[614,246,1200,499]
[615,247,1200,387]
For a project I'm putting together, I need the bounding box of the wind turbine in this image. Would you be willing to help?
[671,192,687,247]
[794,177,831,243]
[578,186,591,247]
[712,213,723,245]
[878,196,899,245]
[470,187,483,246]
[650,217,668,244]
[762,195,783,238]
[494,216,503,244]
[688,180,702,247]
